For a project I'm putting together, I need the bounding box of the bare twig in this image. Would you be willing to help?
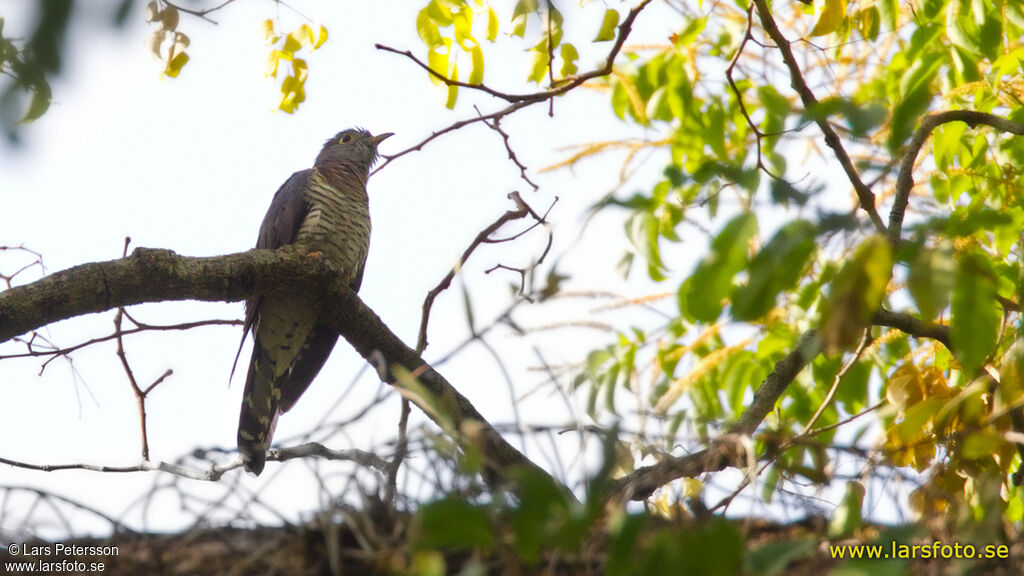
[417,192,550,353]
[801,329,871,435]
[482,112,540,191]
[161,0,237,24]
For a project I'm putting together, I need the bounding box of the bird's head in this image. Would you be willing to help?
[315,128,393,168]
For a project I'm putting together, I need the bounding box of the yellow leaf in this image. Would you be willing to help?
[486,7,498,41]
[262,19,275,42]
[468,45,483,84]
[886,363,923,411]
[282,32,302,54]
[164,51,188,78]
[810,0,847,37]
[292,58,308,83]
[445,65,458,108]
[296,24,314,46]
[681,477,703,498]
[265,50,285,77]
[314,25,328,49]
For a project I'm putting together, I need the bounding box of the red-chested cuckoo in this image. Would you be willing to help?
[232,128,392,474]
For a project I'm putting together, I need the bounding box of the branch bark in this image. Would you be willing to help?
[889,110,1024,245]
[0,247,558,494]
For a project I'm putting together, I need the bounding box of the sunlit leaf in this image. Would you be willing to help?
[487,7,499,41]
[445,65,459,108]
[527,46,548,84]
[559,42,578,77]
[810,0,847,37]
[314,25,328,49]
[469,45,484,84]
[164,50,188,78]
[595,9,619,42]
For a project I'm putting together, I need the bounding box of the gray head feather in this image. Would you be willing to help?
[315,128,393,168]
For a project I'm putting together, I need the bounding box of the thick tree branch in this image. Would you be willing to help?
[0,247,557,494]
[889,110,1024,245]
[607,330,821,501]
[871,308,951,349]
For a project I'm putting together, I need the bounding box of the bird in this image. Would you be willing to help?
[232,128,392,475]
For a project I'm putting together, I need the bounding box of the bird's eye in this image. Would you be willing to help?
[340,134,353,144]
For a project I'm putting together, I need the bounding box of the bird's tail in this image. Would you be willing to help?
[237,343,280,475]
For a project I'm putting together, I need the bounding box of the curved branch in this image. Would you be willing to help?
[0,247,558,496]
[889,110,1024,245]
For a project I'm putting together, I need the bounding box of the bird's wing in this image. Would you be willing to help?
[229,169,313,382]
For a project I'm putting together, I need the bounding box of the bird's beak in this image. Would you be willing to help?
[372,132,394,145]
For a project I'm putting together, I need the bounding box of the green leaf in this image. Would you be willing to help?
[819,236,892,352]
[951,249,1000,376]
[559,42,578,77]
[810,0,847,37]
[888,84,932,152]
[595,9,620,42]
[527,46,548,84]
[828,481,865,539]
[511,0,539,38]
[684,213,758,322]
[878,0,898,29]
[961,431,1005,460]
[414,498,494,551]
[19,82,51,123]
[731,220,818,321]
[907,241,955,321]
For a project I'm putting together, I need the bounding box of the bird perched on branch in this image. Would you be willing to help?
[232,128,393,475]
